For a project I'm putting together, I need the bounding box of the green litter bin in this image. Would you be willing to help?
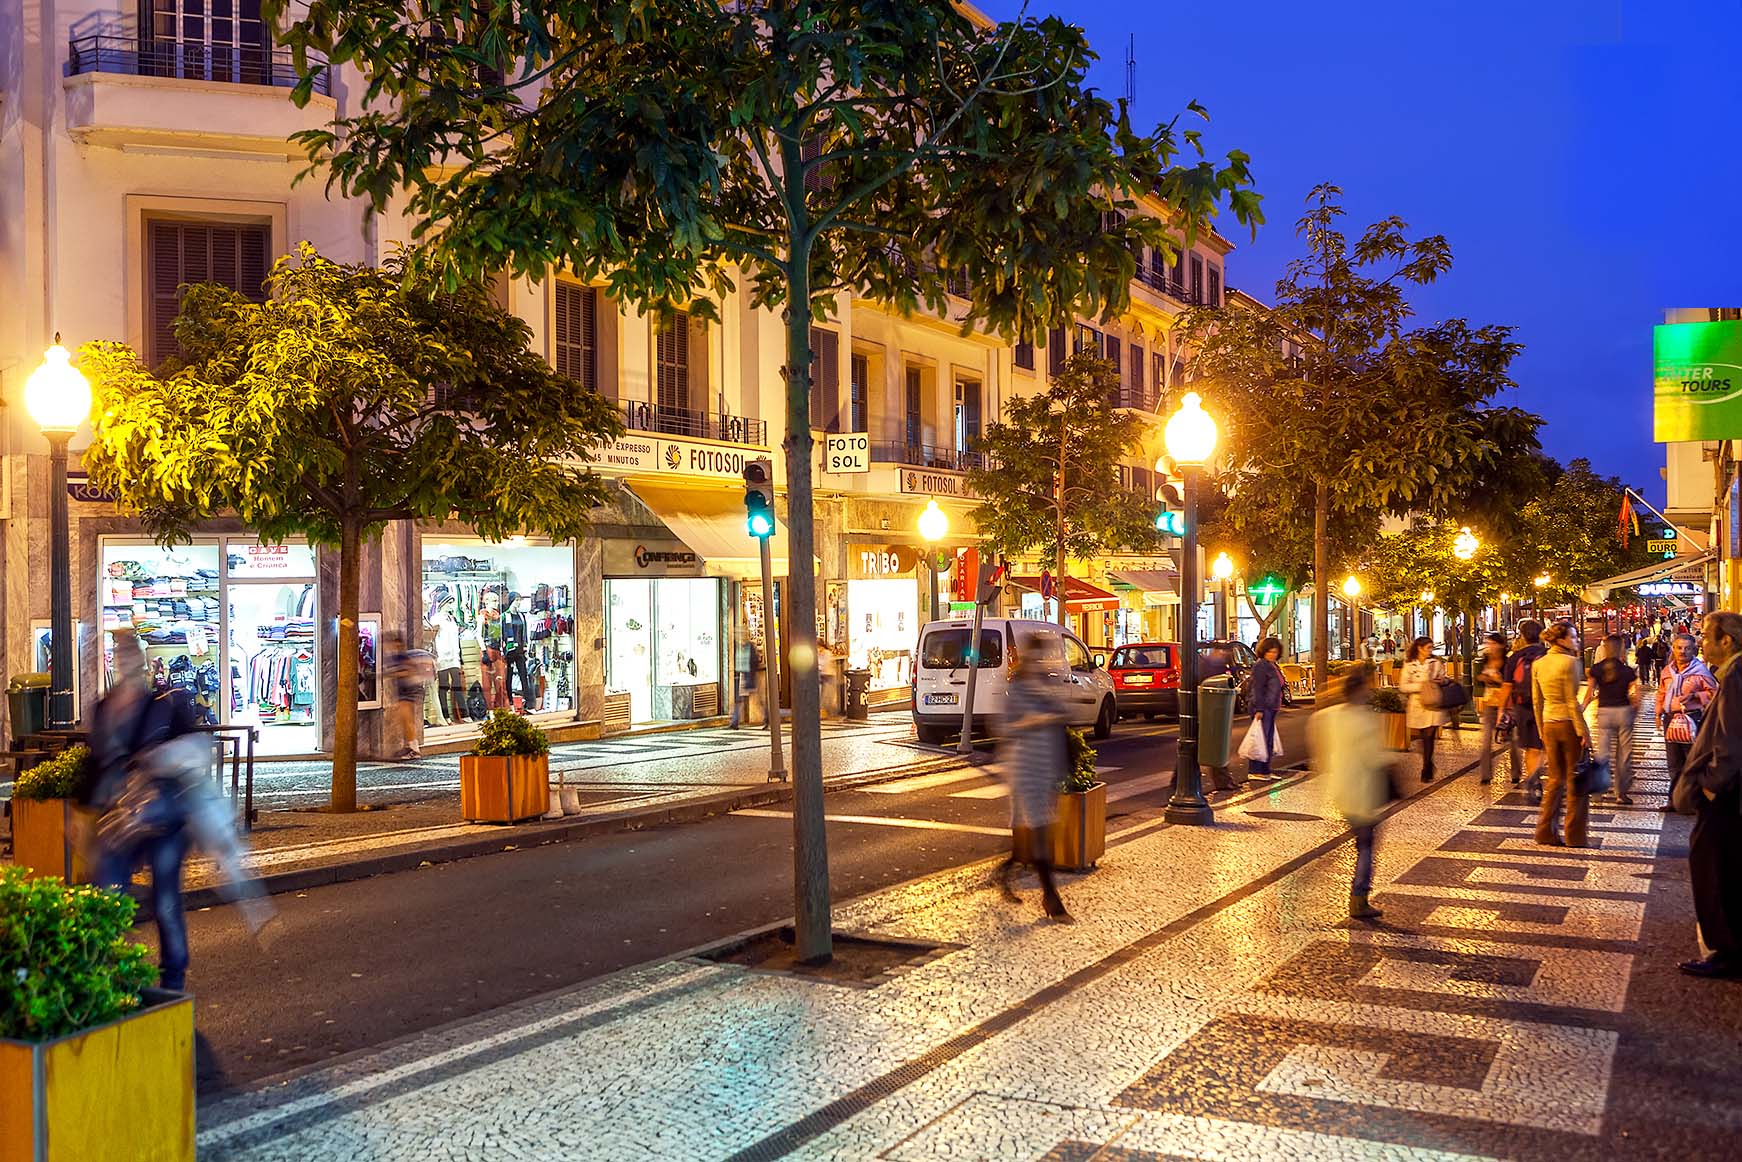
[1197,675,1237,769]
[7,672,49,744]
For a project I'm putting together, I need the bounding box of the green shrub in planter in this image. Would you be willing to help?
[0,865,156,1042]
[12,745,96,802]
[472,709,551,757]
[1369,686,1405,714]
[1061,727,1098,793]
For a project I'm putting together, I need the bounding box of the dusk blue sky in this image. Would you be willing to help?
[984,0,1742,504]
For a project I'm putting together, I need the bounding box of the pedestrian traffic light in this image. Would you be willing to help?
[1154,509,1186,537]
[743,458,775,539]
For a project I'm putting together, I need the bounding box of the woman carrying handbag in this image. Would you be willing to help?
[1399,637,1451,781]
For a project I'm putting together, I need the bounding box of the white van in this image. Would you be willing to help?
[911,618,1118,745]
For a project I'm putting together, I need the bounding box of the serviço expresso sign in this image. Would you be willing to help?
[596,435,757,479]
[1654,320,1742,441]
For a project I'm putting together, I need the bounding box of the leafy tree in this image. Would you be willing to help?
[968,352,1159,621]
[78,246,623,812]
[1177,184,1539,688]
[1516,458,1659,612]
[267,0,1261,958]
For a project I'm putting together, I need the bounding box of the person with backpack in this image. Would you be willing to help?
[1500,619,1548,794]
[1659,632,1717,811]
[1400,636,1450,781]
[1533,623,1592,846]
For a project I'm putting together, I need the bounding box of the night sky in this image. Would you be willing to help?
[983,0,1742,504]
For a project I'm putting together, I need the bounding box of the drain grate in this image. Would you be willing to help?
[697,928,957,989]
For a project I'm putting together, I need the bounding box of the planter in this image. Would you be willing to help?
[9,799,94,884]
[0,989,193,1162]
[1381,711,1411,752]
[1053,782,1107,872]
[459,754,550,823]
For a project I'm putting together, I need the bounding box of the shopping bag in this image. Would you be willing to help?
[1665,711,1697,744]
[1237,718,1285,763]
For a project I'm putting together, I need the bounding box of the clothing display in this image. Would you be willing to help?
[420,547,576,726]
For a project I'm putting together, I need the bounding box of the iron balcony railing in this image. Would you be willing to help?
[1136,264,1197,304]
[869,442,987,472]
[1110,388,1159,412]
[68,31,331,95]
[620,401,767,447]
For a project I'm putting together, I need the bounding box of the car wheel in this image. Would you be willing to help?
[916,723,951,746]
[1093,699,1114,740]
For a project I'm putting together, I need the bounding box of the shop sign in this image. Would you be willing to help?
[597,435,760,480]
[1638,581,1702,596]
[898,467,974,498]
[824,433,871,474]
[1647,539,1678,554]
[1654,320,1742,441]
[66,472,116,504]
[605,538,704,576]
[851,547,915,579]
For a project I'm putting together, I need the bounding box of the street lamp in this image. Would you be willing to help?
[1162,392,1216,826]
[25,337,93,730]
[1212,552,1234,640]
[1452,526,1479,561]
[918,499,949,621]
[1342,575,1361,661]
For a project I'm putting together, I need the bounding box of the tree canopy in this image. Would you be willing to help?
[80,245,623,809]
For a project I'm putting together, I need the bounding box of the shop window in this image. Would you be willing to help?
[849,351,870,433]
[554,281,598,392]
[146,218,271,368]
[848,579,920,689]
[422,540,576,725]
[605,578,723,723]
[810,326,840,433]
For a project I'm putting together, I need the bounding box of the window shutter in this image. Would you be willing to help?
[1208,266,1221,307]
[554,283,598,392]
[1153,351,1166,395]
[850,352,869,433]
[1190,255,1205,304]
[1131,345,1145,406]
[657,310,690,414]
[1014,338,1035,371]
[905,367,923,447]
[962,379,981,442]
[146,218,270,367]
[1105,335,1122,402]
[1047,326,1066,377]
[147,221,183,368]
[809,327,839,432]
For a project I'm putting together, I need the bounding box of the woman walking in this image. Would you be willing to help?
[1533,623,1592,846]
[995,631,1071,922]
[1311,665,1392,920]
[1658,632,1716,810]
[1245,637,1286,779]
[1400,636,1450,781]
[1476,632,1508,785]
[1583,633,1640,805]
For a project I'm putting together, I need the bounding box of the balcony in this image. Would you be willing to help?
[64,29,336,157]
[869,442,986,472]
[1135,264,1197,305]
[1110,388,1159,412]
[620,402,767,447]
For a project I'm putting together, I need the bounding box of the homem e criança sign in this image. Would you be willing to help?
[1656,319,1742,441]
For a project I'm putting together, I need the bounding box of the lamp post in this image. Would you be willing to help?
[1162,392,1216,826]
[25,337,93,731]
[1212,551,1234,639]
[1342,575,1362,661]
[918,499,949,621]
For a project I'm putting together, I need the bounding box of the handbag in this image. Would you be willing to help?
[1666,711,1697,744]
[1421,677,1469,711]
[1574,750,1612,796]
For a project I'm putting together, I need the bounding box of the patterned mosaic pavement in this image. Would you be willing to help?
[196,710,1741,1160]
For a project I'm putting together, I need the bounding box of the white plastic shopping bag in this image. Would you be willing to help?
[1237,717,1284,762]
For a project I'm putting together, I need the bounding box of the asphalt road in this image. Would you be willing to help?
[177,709,1317,1094]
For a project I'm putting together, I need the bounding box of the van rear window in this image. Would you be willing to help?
[920,629,1003,669]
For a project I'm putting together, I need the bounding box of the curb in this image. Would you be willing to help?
[178,750,982,910]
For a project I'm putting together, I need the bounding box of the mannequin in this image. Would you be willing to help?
[432,593,465,722]
[500,592,533,711]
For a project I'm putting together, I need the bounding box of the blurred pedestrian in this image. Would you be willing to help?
[1659,632,1716,812]
[384,632,436,760]
[1532,623,1591,847]
[1634,636,1657,689]
[1243,637,1285,779]
[1476,632,1509,785]
[995,631,1071,922]
[1381,632,1398,659]
[1312,664,1391,920]
[1582,633,1640,805]
[1676,612,1742,977]
[1400,636,1449,781]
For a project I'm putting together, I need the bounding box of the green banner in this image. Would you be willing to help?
[1655,320,1742,441]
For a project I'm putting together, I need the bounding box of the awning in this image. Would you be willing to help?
[624,482,794,581]
[1106,569,1181,598]
[1582,551,1713,603]
[1009,575,1122,614]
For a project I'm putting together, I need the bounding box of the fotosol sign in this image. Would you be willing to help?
[598,435,756,480]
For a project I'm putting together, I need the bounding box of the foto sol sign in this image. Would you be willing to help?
[824,433,870,474]
[1655,320,1742,441]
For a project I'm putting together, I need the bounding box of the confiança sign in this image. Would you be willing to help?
[1655,320,1742,441]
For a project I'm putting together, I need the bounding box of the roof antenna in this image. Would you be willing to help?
[1125,33,1136,110]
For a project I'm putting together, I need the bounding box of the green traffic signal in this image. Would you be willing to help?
[745,489,775,538]
[1153,510,1185,536]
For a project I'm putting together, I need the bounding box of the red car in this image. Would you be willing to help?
[1108,642,1181,720]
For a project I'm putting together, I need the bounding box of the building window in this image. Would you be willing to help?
[146,218,271,368]
[1190,254,1205,305]
[1130,344,1146,406]
[954,378,981,453]
[1208,266,1221,307]
[140,0,272,86]
[1105,335,1122,401]
[849,352,869,433]
[904,366,924,449]
[1173,246,1187,290]
[553,282,598,392]
[655,309,692,416]
[1073,325,1102,356]
[1153,350,1166,395]
[809,327,840,433]
[1014,338,1035,371]
[1047,326,1066,377]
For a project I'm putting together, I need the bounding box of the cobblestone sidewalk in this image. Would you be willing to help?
[196,713,1737,1160]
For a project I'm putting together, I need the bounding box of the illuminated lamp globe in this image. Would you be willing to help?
[1211,552,1234,581]
[1342,575,1361,599]
[1534,574,1551,589]
[1163,392,1217,466]
[1452,526,1479,561]
[917,499,949,544]
[25,338,93,434]
[1420,590,1435,603]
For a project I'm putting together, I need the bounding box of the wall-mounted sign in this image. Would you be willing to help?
[824,433,870,474]
[1647,539,1679,554]
[1654,320,1742,441]
[604,538,704,576]
[596,434,763,479]
[850,547,917,579]
[1638,581,1702,596]
[66,472,117,504]
[899,468,975,498]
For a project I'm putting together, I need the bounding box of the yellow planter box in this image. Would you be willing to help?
[1053,783,1107,872]
[1381,711,1411,752]
[0,990,193,1162]
[9,799,94,884]
[459,754,551,823]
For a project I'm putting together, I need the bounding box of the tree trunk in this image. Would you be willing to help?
[331,515,361,812]
[1312,479,1330,693]
[1055,411,1069,627]
[781,237,832,965]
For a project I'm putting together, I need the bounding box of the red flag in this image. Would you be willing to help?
[1618,495,1633,547]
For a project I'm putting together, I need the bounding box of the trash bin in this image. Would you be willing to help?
[845,668,872,721]
[6,672,50,744]
[1197,675,1237,769]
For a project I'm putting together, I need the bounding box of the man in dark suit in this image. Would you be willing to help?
[1677,611,1742,978]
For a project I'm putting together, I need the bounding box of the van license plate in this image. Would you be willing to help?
[924,693,958,706]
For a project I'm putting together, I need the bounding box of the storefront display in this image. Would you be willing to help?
[605,577,723,723]
[420,540,576,727]
[846,578,917,690]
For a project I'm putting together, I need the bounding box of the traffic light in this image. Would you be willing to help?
[1154,509,1186,537]
[743,458,775,538]
[1153,473,1184,535]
